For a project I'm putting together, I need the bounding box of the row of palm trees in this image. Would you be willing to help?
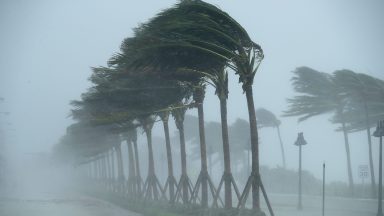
[284,66,384,198]
[55,0,269,212]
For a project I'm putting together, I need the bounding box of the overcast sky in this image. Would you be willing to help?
[1,0,384,183]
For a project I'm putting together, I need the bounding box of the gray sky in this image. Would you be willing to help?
[1,0,384,182]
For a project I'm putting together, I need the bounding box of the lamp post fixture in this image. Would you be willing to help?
[295,132,307,210]
[373,120,384,216]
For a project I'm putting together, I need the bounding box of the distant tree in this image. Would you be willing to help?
[332,70,384,198]
[229,118,250,173]
[189,120,222,175]
[256,108,286,168]
[284,66,355,195]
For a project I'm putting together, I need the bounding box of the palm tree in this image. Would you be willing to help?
[158,111,177,202]
[129,127,143,196]
[229,118,251,175]
[189,120,223,176]
[122,131,137,196]
[200,68,240,208]
[109,0,265,209]
[332,70,384,198]
[256,108,286,168]
[172,101,194,204]
[88,65,193,200]
[284,66,355,195]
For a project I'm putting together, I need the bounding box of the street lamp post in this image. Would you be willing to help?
[373,120,384,216]
[295,132,307,210]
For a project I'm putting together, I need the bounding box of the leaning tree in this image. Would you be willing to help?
[256,108,286,168]
[109,0,266,209]
[332,70,384,198]
[284,66,355,195]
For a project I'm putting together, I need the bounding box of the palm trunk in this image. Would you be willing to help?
[115,144,125,191]
[132,136,142,195]
[219,96,232,208]
[276,126,287,168]
[144,127,155,177]
[144,121,159,200]
[244,85,260,209]
[106,151,112,183]
[92,160,97,179]
[127,139,136,194]
[175,114,189,204]
[196,89,209,208]
[341,121,354,196]
[363,100,376,198]
[101,156,107,181]
[160,112,175,201]
[111,149,115,185]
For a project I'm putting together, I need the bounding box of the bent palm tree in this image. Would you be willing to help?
[332,70,384,198]
[256,108,286,168]
[110,0,266,210]
[284,66,354,195]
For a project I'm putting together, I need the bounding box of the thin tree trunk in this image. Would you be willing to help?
[196,88,209,208]
[341,121,354,196]
[363,100,376,198]
[115,144,125,187]
[144,121,158,200]
[219,96,232,208]
[101,156,106,181]
[160,112,175,201]
[244,85,260,209]
[92,160,96,180]
[145,128,155,176]
[98,158,102,180]
[175,114,189,204]
[127,139,136,194]
[276,126,287,168]
[106,151,112,183]
[132,135,142,194]
[111,149,115,187]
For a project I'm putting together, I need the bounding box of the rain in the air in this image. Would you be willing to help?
[1,1,384,216]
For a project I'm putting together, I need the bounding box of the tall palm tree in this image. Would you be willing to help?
[86,65,191,200]
[109,0,265,209]
[137,115,163,200]
[284,66,354,195]
[172,101,193,204]
[332,70,384,198]
[158,111,177,202]
[256,108,286,168]
[122,131,137,196]
[199,68,240,208]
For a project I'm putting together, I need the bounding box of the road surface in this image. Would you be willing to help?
[0,191,141,216]
[260,193,379,216]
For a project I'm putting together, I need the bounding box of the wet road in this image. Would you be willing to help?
[0,190,380,216]
[0,192,141,216]
[261,193,379,216]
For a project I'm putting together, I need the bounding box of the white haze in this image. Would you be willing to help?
[1,0,384,187]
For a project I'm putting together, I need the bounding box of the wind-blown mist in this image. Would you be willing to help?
[1,1,383,216]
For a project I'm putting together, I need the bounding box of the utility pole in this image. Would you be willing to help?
[322,162,325,216]
[294,132,307,210]
[373,120,384,216]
